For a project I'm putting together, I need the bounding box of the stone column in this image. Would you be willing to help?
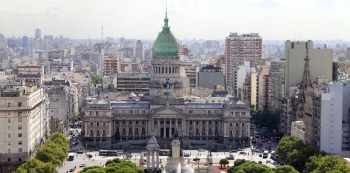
[156,151,159,168]
[133,120,135,135]
[206,121,209,135]
[175,119,178,128]
[187,120,189,134]
[224,123,226,136]
[182,119,186,134]
[212,121,215,135]
[200,121,203,136]
[163,120,166,138]
[147,151,150,169]
[152,151,155,170]
[108,122,111,135]
[157,119,160,137]
[194,121,196,135]
[169,119,172,138]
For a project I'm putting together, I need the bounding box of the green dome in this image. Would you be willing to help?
[153,13,179,57]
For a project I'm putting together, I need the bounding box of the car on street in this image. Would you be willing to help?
[79,163,86,167]
[193,158,200,161]
[267,141,271,144]
[69,168,75,172]
[226,155,234,160]
[258,161,262,164]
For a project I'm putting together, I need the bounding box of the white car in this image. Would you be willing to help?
[79,163,86,167]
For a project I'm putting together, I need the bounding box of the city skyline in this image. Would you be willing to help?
[1,0,350,40]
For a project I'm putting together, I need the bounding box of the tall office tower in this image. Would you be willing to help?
[35,28,41,38]
[225,32,262,95]
[284,40,332,94]
[135,40,143,59]
[347,47,350,60]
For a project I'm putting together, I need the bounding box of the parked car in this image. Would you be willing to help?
[79,163,86,167]
[193,158,200,161]
[69,169,75,172]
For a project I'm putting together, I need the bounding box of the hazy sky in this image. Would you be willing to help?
[1,0,349,40]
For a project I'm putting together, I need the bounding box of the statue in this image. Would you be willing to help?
[172,128,180,140]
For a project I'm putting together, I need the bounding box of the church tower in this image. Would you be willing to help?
[150,10,185,98]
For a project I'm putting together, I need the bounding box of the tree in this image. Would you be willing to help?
[35,140,66,166]
[304,155,350,173]
[81,160,143,173]
[220,158,229,168]
[233,159,246,167]
[15,158,55,173]
[275,165,298,173]
[276,135,303,162]
[230,161,274,173]
[90,73,102,85]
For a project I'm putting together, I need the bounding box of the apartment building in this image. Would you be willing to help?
[225,32,262,95]
[0,87,49,173]
[104,56,121,76]
[16,65,44,87]
[116,72,150,94]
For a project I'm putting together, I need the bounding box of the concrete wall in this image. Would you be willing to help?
[285,40,332,93]
[320,83,349,154]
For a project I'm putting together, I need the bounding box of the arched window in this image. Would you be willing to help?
[122,128,126,134]
[135,128,138,135]
[209,128,212,135]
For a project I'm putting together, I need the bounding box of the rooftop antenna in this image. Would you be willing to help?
[101,25,103,41]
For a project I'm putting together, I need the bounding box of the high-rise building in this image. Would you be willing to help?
[0,87,49,172]
[198,65,225,89]
[135,40,143,59]
[35,28,41,38]
[104,56,120,76]
[347,47,350,60]
[225,32,262,95]
[284,40,332,94]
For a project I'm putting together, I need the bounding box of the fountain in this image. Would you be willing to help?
[176,163,181,173]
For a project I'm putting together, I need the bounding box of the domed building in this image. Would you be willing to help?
[82,10,252,153]
[149,11,188,98]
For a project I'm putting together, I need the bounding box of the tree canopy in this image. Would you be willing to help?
[276,135,326,172]
[304,155,350,173]
[15,158,55,173]
[90,73,102,85]
[250,109,279,132]
[81,159,143,173]
[228,161,298,173]
[219,158,229,168]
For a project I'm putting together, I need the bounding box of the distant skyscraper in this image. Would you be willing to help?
[347,47,350,60]
[135,40,143,59]
[35,28,41,38]
[225,32,262,95]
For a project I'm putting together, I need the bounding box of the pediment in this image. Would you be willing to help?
[151,106,184,115]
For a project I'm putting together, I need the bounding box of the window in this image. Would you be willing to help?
[241,112,246,115]
[154,121,157,124]
[90,130,93,136]
[189,110,193,113]
[18,117,22,122]
[129,121,132,124]
[19,158,22,162]
[90,122,93,126]
[18,125,22,130]
[8,118,10,123]
[103,122,105,126]
[97,122,99,126]
[18,148,22,152]
[8,134,10,138]
[18,133,22,137]
[8,103,10,107]
[142,121,145,124]
[129,110,133,113]
[8,158,11,162]
[142,110,146,113]
[8,149,10,153]
[8,141,11,146]
[136,121,138,124]
[123,121,125,124]
[8,126,10,130]
[18,102,22,107]
[236,123,238,126]
[18,141,22,145]
[230,122,232,126]
[242,122,245,126]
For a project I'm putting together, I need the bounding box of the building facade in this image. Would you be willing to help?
[225,32,262,95]
[82,12,251,150]
[0,87,49,173]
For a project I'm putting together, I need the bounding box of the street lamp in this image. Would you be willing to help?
[209,140,212,156]
[189,145,192,156]
[129,140,132,157]
[228,144,232,156]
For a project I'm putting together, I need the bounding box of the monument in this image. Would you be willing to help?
[145,134,161,173]
[164,129,186,173]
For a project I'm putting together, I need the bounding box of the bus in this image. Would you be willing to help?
[68,153,74,161]
[263,150,269,158]
[99,150,118,156]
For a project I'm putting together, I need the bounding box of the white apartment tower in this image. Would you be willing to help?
[0,87,49,172]
[225,32,262,95]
